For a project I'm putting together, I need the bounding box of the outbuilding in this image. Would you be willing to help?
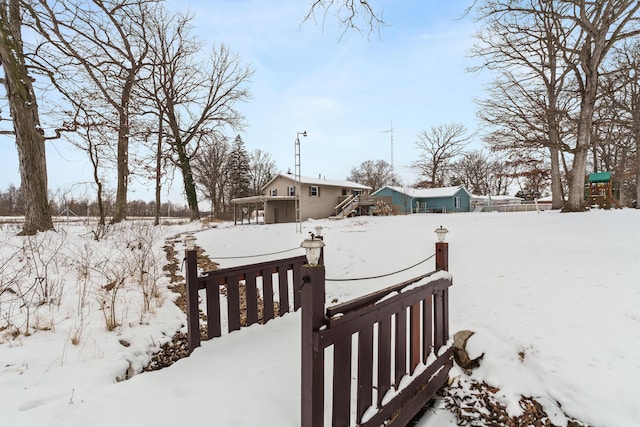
[372,186,472,214]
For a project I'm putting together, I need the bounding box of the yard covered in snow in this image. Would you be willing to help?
[1,209,638,426]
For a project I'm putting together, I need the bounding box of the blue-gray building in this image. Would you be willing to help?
[371,186,472,214]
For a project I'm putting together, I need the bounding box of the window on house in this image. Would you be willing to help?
[310,185,320,196]
[288,186,295,196]
[353,189,362,196]
[454,197,461,208]
[341,188,348,196]
[270,189,277,196]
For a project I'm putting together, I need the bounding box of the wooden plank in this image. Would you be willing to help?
[301,267,326,427]
[206,280,222,339]
[443,288,449,342]
[410,302,421,373]
[357,326,374,422]
[362,347,453,427]
[326,271,440,317]
[245,271,258,326]
[204,255,306,279]
[262,271,275,323]
[434,291,444,350]
[332,334,352,426]
[386,350,453,427]
[293,261,303,310]
[377,316,391,407]
[318,280,452,349]
[422,297,433,363]
[395,309,407,387]
[227,275,241,332]
[278,264,289,315]
[326,278,452,330]
[185,250,201,352]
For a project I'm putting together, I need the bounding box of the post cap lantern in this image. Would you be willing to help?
[301,235,325,266]
[434,226,448,243]
[185,234,197,251]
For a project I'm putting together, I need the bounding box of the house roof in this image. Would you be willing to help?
[261,173,372,191]
[471,195,523,201]
[372,185,471,199]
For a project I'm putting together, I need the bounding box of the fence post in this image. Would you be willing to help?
[434,228,449,349]
[185,237,201,354]
[301,238,326,427]
[435,241,448,271]
[434,225,449,272]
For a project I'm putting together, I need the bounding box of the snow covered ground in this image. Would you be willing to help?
[1,210,639,426]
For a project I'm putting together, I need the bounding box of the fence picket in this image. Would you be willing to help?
[206,279,222,339]
[357,326,374,421]
[293,261,303,310]
[410,302,421,373]
[377,315,392,407]
[333,334,352,426]
[262,271,275,323]
[227,275,241,331]
[395,310,407,387]
[422,297,433,363]
[277,265,289,315]
[245,272,258,325]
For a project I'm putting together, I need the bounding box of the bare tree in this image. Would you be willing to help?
[475,0,640,211]
[552,0,639,210]
[599,40,640,207]
[143,7,253,220]
[412,123,470,188]
[449,150,513,195]
[192,135,231,219]
[26,0,157,223]
[249,149,277,196]
[0,0,53,235]
[473,0,577,209]
[348,159,399,192]
[304,0,385,39]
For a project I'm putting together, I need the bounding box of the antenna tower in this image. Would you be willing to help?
[382,120,397,170]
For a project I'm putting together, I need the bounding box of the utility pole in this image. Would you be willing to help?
[295,131,307,233]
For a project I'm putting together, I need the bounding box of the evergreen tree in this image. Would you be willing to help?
[227,135,251,199]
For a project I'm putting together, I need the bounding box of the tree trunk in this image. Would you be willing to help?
[549,146,564,209]
[565,60,600,212]
[0,0,53,235]
[154,112,163,226]
[111,75,136,224]
[636,131,640,209]
[175,137,200,220]
[110,106,129,223]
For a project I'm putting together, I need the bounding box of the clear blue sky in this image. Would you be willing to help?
[0,0,488,204]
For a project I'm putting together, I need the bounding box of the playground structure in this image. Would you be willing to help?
[584,172,620,209]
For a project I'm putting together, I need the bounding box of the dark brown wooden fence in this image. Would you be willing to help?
[301,241,452,427]
[183,239,453,426]
[185,252,306,352]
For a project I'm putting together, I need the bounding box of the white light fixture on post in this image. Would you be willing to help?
[185,234,196,251]
[314,226,324,239]
[434,225,448,243]
[434,226,449,271]
[300,234,325,267]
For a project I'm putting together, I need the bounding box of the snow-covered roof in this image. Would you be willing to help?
[373,185,471,199]
[262,173,372,191]
[471,195,523,201]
